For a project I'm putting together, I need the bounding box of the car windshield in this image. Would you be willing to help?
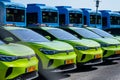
[10,29,50,42]
[47,29,79,40]
[73,28,101,38]
[90,28,114,38]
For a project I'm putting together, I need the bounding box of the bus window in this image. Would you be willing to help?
[116,16,120,25]
[111,16,116,25]
[116,17,118,25]
[97,15,101,24]
[42,11,58,23]
[6,8,25,22]
[110,16,120,25]
[90,15,101,24]
[119,17,120,25]
[69,13,82,24]
[90,15,95,24]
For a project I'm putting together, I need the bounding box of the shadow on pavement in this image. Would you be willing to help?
[65,65,98,74]
[33,70,71,80]
[94,60,118,66]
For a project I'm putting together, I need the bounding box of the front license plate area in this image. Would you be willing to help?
[27,66,36,72]
[115,51,120,54]
[66,59,74,64]
[95,54,101,59]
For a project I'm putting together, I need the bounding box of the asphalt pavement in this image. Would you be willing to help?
[36,60,120,80]
[59,60,120,80]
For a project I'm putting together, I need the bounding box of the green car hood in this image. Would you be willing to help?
[92,38,120,44]
[64,39,100,47]
[34,41,73,50]
[0,43,35,56]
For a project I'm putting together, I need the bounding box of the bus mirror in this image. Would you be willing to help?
[45,36,51,40]
[4,37,14,42]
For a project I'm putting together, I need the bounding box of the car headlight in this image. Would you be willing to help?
[0,55,17,62]
[75,46,89,50]
[40,49,58,55]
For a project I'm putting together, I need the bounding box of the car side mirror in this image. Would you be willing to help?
[4,37,14,42]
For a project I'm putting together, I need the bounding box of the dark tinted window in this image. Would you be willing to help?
[119,17,120,25]
[90,15,101,24]
[42,11,58,23]
[6,8,25,22]
[69,13,83,24]
[110,16,120,25]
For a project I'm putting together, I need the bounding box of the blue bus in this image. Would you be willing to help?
[100,10,120,29]
[0,1,26,27]
[56,6,83,27]
[27,4,59,27]
[1,0,10,2]
[81,8,102,29]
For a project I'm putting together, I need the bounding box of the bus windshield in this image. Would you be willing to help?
[90,15,101,24]
[69,13,83,24]
[42,11,58,23]
[110,16,120,25]
[6,8,25,22]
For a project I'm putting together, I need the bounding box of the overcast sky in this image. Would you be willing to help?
[11,0,120,11]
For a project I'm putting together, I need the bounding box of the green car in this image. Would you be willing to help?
[102,28,120,41]
[85,27,115,38]
[0,39,38,80]
[29,27,103,66]
[1,26,76,72]
[62,27,120,60]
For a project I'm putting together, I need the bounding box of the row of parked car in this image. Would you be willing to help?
[1,24,120,80]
